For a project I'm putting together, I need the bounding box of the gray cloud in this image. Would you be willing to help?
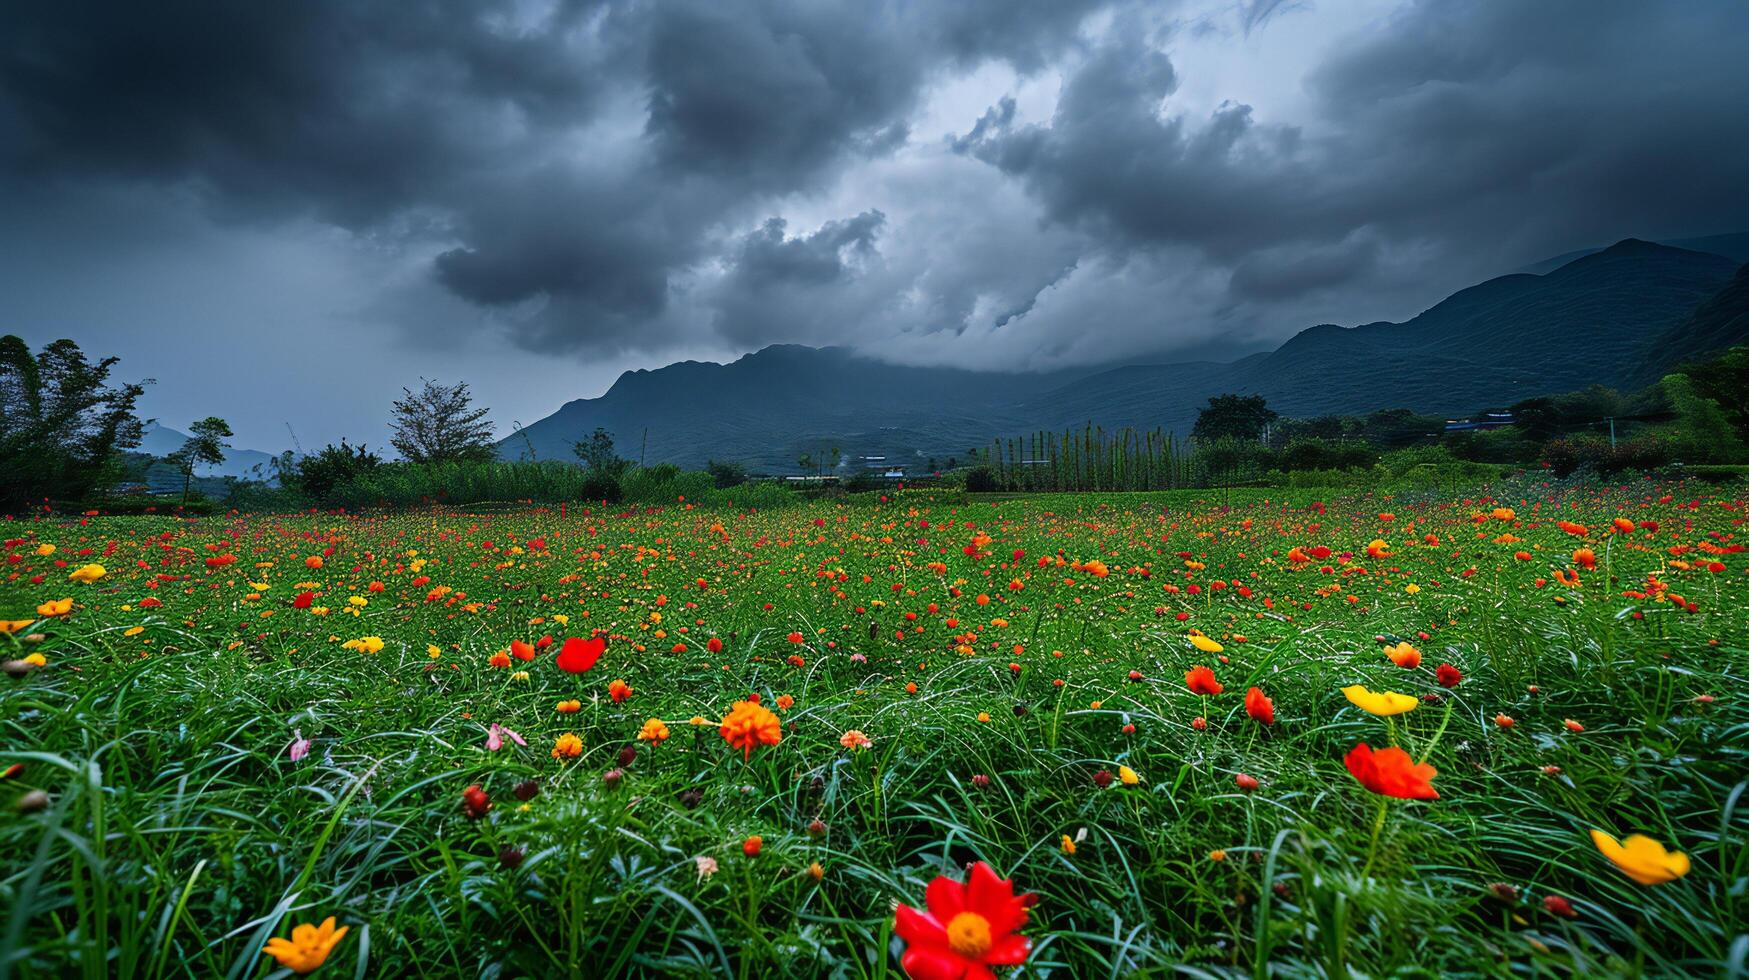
[2,0,1747,446]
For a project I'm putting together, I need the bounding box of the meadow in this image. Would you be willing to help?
[1,479,1745,978]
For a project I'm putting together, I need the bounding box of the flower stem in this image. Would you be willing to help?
[1359,798,1389,880]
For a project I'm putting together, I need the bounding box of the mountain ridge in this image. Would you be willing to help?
[504,237,1749,472]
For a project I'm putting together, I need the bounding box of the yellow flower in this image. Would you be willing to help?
[124,626,145,637]
[0,620,34,634]
[1341,684,1419,717]
[1189,634,1224,654]
[34,544,55,557]
[23,653,47,667]
[341,636,384,654]
[68,563,105,584]
[262,916,349,974]
[1590,830,1690,886]
[1117,765,1140,786]
[1060,834,1077,856]
[1404,583,1420,595]
[36,598,73,618]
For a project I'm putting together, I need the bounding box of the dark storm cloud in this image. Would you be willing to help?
[0,0,1100,354]
[3,0,1747,376]
[955,0,1749,310]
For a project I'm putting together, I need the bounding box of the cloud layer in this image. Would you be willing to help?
[3,0,1747,445]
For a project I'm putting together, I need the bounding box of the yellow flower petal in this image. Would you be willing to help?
[1341,684,1419,717]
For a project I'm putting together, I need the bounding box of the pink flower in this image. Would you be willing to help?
[288,731,311,762]
[484,723,526,752]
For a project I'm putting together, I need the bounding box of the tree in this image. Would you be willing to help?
[1192,394,1277,444]
[0,335,147,508]
[165,417,233,504]
[389,379,495,464]
[287,441,382,504]
[1684,346,1749,444]
[574,427,630,477]
[705,459,747,489]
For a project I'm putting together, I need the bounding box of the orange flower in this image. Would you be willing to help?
[607,679,632,703]
[1572,548,1597,570]
[1244,686,1274,725]
[775,693,794,710]
[1184,665,1222,696]
[556,699,582,713]
[839,729,872,750]
[719,700,782,760]
[638,718,670,742]
[1344,743,1437,800]
[1384,642,1421,668]
[305,556,323,570]
[551,732,582,759]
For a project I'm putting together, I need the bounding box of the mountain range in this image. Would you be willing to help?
[504,238,1749,472]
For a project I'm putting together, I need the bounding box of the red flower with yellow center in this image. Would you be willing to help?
[895,861,1035,980]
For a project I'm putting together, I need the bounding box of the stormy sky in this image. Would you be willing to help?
[4,0,1747,452]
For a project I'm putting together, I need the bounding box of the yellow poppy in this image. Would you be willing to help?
[67,563,106,583]
[1117,765,1140,786]
[1189,634,1224,654]
[36,598,73,618]
[1341,684,1419,716]
[1589,830,1690,886]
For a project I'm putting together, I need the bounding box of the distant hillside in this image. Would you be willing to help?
[1518,232,1749,275]
[506,239,1748,472]
[139,422,282,480]
[1633,262,1749,384]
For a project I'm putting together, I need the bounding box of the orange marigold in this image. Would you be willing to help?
[719,700,782,760]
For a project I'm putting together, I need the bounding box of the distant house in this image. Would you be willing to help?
[1444,412,1515,432]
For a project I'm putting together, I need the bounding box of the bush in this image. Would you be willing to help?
[1541,436,1674,477]
[964,466,999,492]
[706,460,748,489]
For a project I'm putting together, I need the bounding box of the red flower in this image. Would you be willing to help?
[1185,665,1222,696]
[1435,663,1463,688]
[461,784,491,819]
[510,639,537,662]
[895,861,1035,980]
[1343,743,1438,800]
[707,636,723,654]
[556,635,606,674]
[1244,686,1274,725]
[291,591,314,609]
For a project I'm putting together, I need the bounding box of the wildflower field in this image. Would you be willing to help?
[2,480,1746,978]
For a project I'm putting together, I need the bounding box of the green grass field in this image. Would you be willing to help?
[2,481,1745,978]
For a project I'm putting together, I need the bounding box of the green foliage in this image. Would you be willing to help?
[1656,374,1746,463]
[285,441,382,505]
[0,334,146,509]
[705,459,747,489]
[574,427,631,478]
[389,378,496,464]
[1682,345,1749,444]
[164,416,233,504]
[1192,393,1277,443]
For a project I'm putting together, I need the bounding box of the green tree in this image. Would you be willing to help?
[705,459,747,488]
[287,441,382,504]
[0,335,147,508]
[390,379,495,464]
[1192,394,1277,444]
[574,427,630,477]
[1684,346,1749,444]
[165,417,233,504]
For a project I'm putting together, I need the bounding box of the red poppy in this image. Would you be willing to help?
[291,591,314,609]
[510,639,537,661]
[1435,663,1463,688]
[1343,743,1438,800]
[895,861,1035,980]
[1185,665,1222,696]
[1244,686,1274,725]
[556,635,606,674]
